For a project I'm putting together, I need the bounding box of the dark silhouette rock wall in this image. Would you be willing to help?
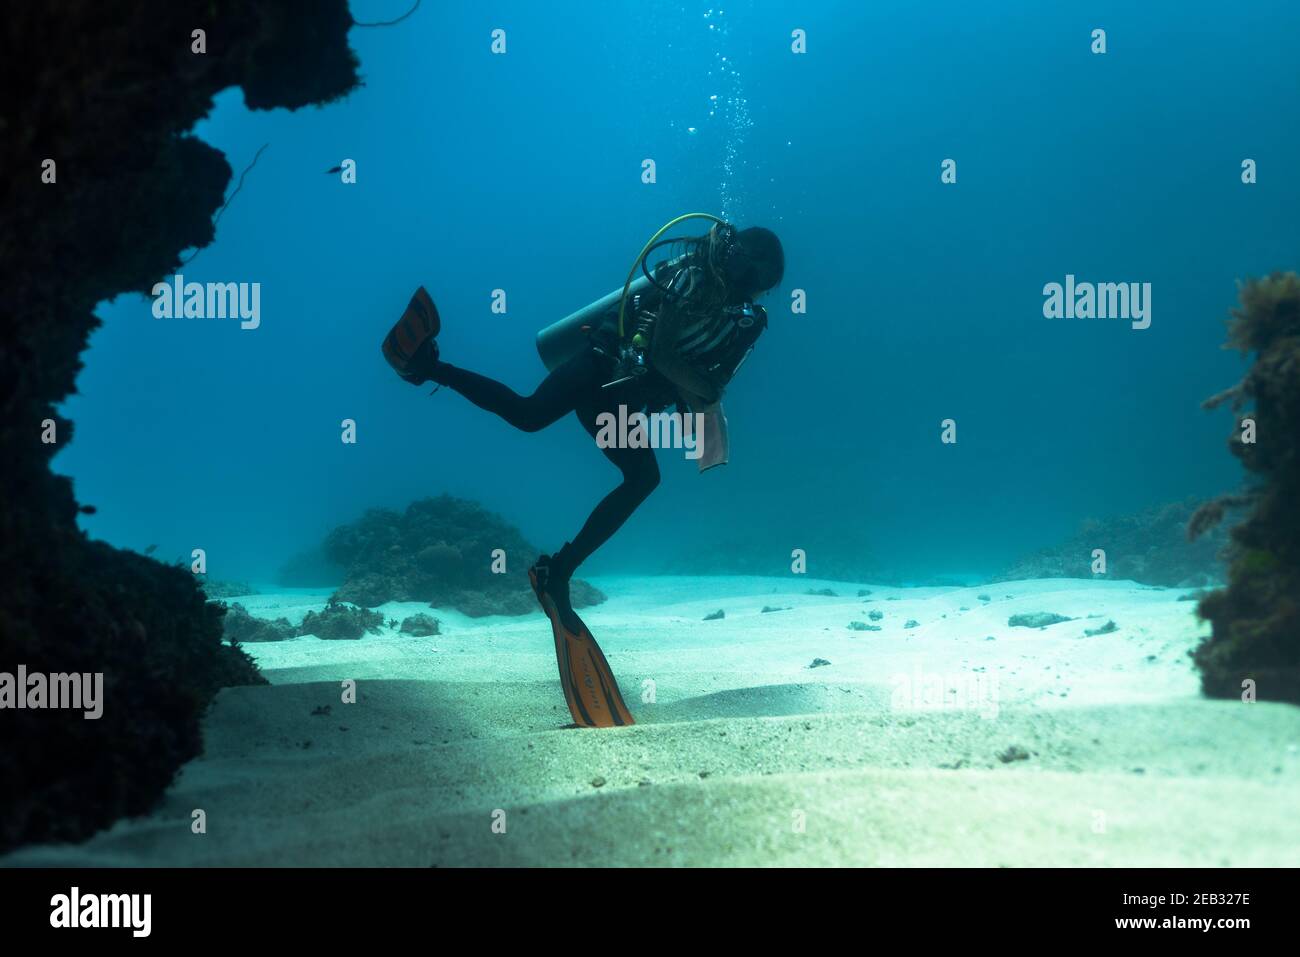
[0,1,359,851]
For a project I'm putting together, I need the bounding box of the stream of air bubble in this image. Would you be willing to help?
[703,7,752,222]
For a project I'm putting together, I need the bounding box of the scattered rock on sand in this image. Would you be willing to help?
[805,588,837,597]
[905,619,919,628]
[848,622,881,632]
[399,613,441,637]
[998,745,1031,763]
[809,658,832,668]
[703,609,725,621]
[298,599,385,640]
[977,594,991,601]
[857,588,872,597]
[219,602,296,643]
[761,605,790,613]
[1083,620,1118,636]
[1008,612,1075,629]
[868,609,883,621]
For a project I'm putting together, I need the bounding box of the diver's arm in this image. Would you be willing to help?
[649,308,723,406]
[656,352,722,407]
[657,308,766,408]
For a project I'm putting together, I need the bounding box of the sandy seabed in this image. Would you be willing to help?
[6,576,1299,867]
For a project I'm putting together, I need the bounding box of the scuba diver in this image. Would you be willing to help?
[382,214,784,727]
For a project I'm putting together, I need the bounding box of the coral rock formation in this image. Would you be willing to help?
[298,600,384,641]
[998,498,1230,588]
[398,613,441,637]
[324,496,606,616]
[1191,273,1300,703]
[0,2,359,851]
[218,603,297,643]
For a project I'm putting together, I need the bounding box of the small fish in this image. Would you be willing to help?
[79,504,97,515]
[144,544,158,555]
[325,165,343,174]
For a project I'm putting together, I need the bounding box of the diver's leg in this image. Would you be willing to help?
[535,403,661,629]
[429,349,602,433]
[564,410,662,569]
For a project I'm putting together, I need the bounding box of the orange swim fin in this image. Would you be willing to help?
[529,567,635,728]
[382,285,440,380]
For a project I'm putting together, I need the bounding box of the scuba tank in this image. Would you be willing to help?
[535,212,729,377]
[535,274,653,373]
[534,276,665,387]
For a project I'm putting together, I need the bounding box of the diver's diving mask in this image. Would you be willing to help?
[706,223,739,277]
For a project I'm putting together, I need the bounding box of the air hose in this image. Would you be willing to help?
[616,212,727,340]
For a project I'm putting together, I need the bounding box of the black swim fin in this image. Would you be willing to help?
[382,285,441,383]
[529,565,635,728]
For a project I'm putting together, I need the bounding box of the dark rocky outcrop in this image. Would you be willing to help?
[399,613,440,637]
[997,498,1230,588]
[298,600,384,640]
[221,600,434,642]
[0,2,359,852]
[1190,273,1300,703]
[218,602,297,643]
[323,496,605,616]
[0,546,267,853]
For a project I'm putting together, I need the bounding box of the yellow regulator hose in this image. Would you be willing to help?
[617,212,727,339]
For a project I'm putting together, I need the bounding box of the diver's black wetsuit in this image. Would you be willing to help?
[430,349,663,573]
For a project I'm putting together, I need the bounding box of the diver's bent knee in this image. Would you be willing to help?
[627,468,660,498]
[512,406,553,432]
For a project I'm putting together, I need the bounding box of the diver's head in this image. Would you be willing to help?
[711,225,784,300]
